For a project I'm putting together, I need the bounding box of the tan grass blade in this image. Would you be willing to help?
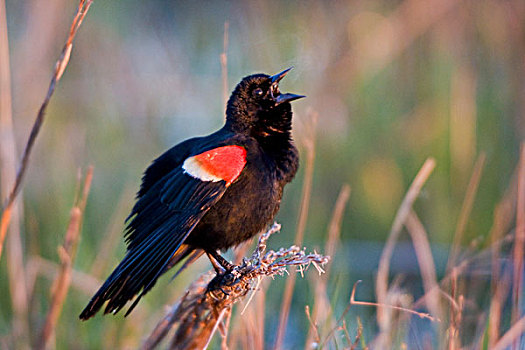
[274,110,318,350]
[376,158,436,325]
[36,167,93,350]
[0,0,93,261]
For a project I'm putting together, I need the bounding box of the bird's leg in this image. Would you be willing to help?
[206,252,225,274]
[206,250,241,294]
[206,250,235,272]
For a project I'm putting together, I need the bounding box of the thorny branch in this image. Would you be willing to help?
[142,223,329,350]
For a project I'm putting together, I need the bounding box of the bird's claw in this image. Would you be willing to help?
[207,268,241,293]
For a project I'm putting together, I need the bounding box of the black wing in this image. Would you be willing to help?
[136,137,197,198]
[136,133,235,198]
[79,163,231,319]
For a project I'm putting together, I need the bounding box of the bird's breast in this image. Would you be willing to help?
[186,154,284,251]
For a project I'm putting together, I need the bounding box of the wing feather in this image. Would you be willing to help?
[80,169,228,319]
[79,142,247,320]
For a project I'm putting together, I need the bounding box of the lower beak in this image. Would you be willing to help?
[274,93,306,105]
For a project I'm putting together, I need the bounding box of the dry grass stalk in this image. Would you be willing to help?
[142,223,329,350]
[488,158,521,347]
[492,315,525,350]
[226,266,266,350]
[447,268,460,350]
[340,319,351,347]
[305,305,321,346]
[405,211,441,322]
[410,231,512,313]
[348,319,363,350]
[401,184,519,349]
[319,290,354,348]
[305,184,350,348]
[26,255,100,297]
[376,158,436,326]
[447,153,486,270]
[0,0,93,261]
[218,307,232,350]
[352,280,437,322]
[0,0,29,345]
[511,143,525,348]
[228,286,265,350]
[274,111,318,350]
[37,167,93,350]
[322,279,437,349]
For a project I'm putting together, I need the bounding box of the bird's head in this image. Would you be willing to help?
[225,68,305,136]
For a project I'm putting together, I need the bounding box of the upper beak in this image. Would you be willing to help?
[269,67,306,105]
[270,67,293,84]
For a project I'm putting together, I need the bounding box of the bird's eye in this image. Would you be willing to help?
[253,88,263,97]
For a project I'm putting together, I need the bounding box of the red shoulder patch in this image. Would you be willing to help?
[182,145,247,186]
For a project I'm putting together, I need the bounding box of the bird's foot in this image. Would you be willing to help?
[205,250,243,294]
[207,269,241,294]
[206,250,236,273]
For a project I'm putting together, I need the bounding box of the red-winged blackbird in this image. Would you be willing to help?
[79,68,304,320]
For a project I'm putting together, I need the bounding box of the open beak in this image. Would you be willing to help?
[269,67,306,105]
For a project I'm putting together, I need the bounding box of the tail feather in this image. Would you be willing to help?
[169,247,204,280]
[79,222,197,320]
[80,166,228,320]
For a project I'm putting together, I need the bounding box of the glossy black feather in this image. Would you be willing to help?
[79,166,229,319]
[80,70,302,320]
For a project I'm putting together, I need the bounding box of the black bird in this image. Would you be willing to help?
[79,68,304,320]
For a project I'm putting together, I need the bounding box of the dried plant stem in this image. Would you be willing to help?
[227,247,265,350]
[143,273,217,350]
[511,143,525,348]
[0,0,29,346]
[305,184,350,348]
[27,256,100,296]
[228,279,267,350]
[488,158,520,347]
[37,167,93,350]
[322,278,438,349]
[405,211,441,321]
[348,320,363,350]
[447,153,486,270]
[376,158,436,324]
[320,291,354,348]
[448,268,460,350]
[219,307,231,350]
[0,0,93,261]
[274,111,317,350]
[409,229,514,336]
[353,280,437,322]
[323,184,350,278]
[142,223,329,350]
[305,306,321,345]
[492,315,525,350]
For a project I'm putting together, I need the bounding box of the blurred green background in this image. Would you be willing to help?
[1,0,524,348]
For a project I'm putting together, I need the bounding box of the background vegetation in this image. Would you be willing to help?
[1,0,524,348]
